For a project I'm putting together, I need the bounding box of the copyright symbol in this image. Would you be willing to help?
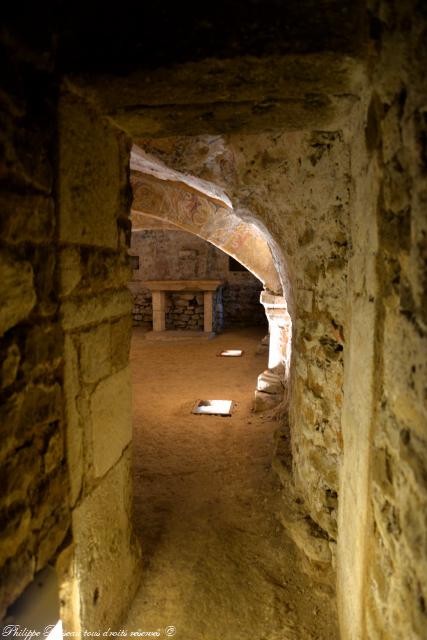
[165,627,176,637]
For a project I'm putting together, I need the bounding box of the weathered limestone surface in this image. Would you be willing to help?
[58,90,141,630]
[337,97,379,638]
[91,366,132,478]
[357,3,427,637]
[0,34,70,619]
[76,52,363,138]
[0,252,36,337]
[59,91,131,249]
[64,335,83,508]
[71,449,140,630]
[61,289,133,332]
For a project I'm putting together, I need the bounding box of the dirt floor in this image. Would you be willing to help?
[125,327,339,640]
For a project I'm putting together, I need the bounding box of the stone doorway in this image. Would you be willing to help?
[121,153,304,637]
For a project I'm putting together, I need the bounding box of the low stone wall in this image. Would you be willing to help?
[166,293,204,330]
[132,289,152,327]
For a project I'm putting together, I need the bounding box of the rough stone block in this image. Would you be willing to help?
[0,107,53,193]
[35,506,70,572]
[80,250,131,294]
[59,92,129,248]
[111,315,132,372]
[79,324,112,384]
[61,289,132,331]
[60,247,82,297]
[64,335,84,506]
[383,312,426,440]
[31,466,69,531]
[0,194,55,244]
[0,251,36,337]
[0,550,35,620]
[1,344,20,389]
[90,366,132,478]
[298,288,314,313]
[31,248,58,318]
[44,430,64,475]
[0,384,62,456]
[0,505,32,562]
[71,449,140,630]
[23,323,63,377]
[18,384,62,439]
[0,392,23,460]
[0,446,41,509]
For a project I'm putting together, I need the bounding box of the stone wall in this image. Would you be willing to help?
[136,71,427,637]
[57,88,141,632]
[222,278,266,328]
[128,228,265,330]
[0,55,142,631]
[346,2,427,637]
[0,31,70,619]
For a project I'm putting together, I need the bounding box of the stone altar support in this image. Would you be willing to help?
[143,280,223,334]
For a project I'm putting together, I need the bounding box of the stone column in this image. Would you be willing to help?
[203,290,214,333]
[253,291,291,412]
[260,291,290,374]
[152,290,166,331]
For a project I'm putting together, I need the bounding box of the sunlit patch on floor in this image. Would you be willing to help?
[218,349,244,357]
[192,399,234,416]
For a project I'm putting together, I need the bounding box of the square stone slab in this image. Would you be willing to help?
[218,349,244,357]
[192,399,234,416]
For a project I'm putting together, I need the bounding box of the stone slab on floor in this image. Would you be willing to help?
[144,330,216,341]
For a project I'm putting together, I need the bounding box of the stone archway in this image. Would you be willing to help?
[130,145,282,294]
[130,145,292,405]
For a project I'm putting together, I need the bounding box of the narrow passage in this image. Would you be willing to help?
[126,328,338,640]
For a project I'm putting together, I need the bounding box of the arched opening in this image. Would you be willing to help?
[122,147,328,635]
[129,145,293,403]
[128,216,268,335]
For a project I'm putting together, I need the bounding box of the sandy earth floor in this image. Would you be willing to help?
[125,328,338,640]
